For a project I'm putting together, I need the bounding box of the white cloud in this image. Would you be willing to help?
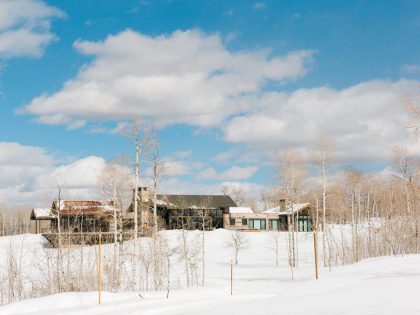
[254,2,266,10]
[196,165,258,181]
[0,0,64,57]
[174,150,193,159]
[22,29,314,127]
[223,79,420,163]
[400,64,420,75]
[0,142,105,205]
[212,149,237,164]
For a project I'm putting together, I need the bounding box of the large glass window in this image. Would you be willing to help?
[248,219,266,230]
[270,219,279,230]
[297,215,312,231]
[254,220,261,229]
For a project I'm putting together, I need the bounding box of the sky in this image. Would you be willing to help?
[0,0,419,206]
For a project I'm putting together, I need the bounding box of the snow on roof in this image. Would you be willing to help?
[51,200,119,214]
[31,208,55,220]
[155,194,237,209]
[262,203,310,215]
[229,207,254,214]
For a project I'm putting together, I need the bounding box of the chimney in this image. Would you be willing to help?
[279,198,287,211]
[134,186,150,203]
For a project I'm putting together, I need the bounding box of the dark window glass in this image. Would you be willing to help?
[230,218,235,226]
[261,219,266,230]
[242,218,248,225]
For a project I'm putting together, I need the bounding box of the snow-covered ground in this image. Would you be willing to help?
[1,229,419,314]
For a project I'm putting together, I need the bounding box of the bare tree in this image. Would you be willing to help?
[393,147,417,215]
[124,121,154,237]
[270,231,281,266]
[275,149,306,268]
[403,91,420,137]
[198,196,213,286]
[99,156,132,289]
[150,142,173,235]
[226,231,248,265]
[222,185,245,206]
[315,133,335,267]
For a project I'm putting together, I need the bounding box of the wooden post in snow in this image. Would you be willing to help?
[98,232,102,304]
[313,228,319,280]
[230,260,233,295]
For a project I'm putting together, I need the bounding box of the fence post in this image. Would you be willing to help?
[98,232,102,304]
[230,260,233,295]
[313,228,319,280]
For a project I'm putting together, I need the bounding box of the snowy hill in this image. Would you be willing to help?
[0,230,419,314]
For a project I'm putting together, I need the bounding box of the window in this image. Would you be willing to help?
[230,218,235,226]
[242,218,248,225]
[249,219,266,230]
[298,215,312,232]
[260,219,266,230]
[270,219,279,230]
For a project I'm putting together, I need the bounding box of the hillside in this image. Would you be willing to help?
[0,229,419,314]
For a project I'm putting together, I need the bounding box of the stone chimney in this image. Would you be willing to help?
[134,186,150,203]
[279,198,287,211]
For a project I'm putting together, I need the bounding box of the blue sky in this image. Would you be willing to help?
[0,0,419,205]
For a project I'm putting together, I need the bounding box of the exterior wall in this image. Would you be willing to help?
[32,220,51,234]
[226,209,313,232]
[227,213,274,230]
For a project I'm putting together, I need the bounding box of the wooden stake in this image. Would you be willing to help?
[230,260,233,295]
[313,228,319,280]
[98,232,102,304]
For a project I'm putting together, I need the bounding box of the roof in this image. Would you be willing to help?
[262,203,310,215]
[156,194,237,209]
[51,200,118,216]
[30,208,55,220]
[229,207,254,214]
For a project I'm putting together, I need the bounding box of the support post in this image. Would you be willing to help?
[230,260,233,295]
[313,228,319,280]
[98,232,102,304]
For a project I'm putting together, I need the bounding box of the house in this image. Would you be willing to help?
[130,187,313,232]
[30,208,54,234]
[128,187,238,230]
[226,200,313,232]
[261,202,312,232]
[31,200,121,246]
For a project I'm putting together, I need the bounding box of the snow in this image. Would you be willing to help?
[262,203,310,215]
[0,230,419,314]
[31,208,54,219]
[229,207,254,214]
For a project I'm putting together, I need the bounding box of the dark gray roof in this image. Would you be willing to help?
[156,194,237,209]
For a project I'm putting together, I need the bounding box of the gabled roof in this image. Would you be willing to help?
[229,207,254,214]
[262,203,310,215]
[30,208,55,220]
[51,200,118,215]
[156,194,237,209]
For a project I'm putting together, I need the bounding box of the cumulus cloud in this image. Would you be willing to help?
[0,142,105,205]
[223,79,420,162]
[0,0,64,57]
[21,29,314,127]
[196,165,258,181]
